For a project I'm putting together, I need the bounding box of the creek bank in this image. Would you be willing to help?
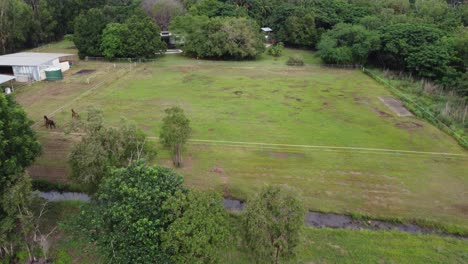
[223,199,466,240]
[37,192,466,240]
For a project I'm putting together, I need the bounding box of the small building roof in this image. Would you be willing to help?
[261,27,273,32]
[0,74,15,84]
[0,52,73,67]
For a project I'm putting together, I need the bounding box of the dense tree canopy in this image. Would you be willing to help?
[101,15,166,58]
[318,23,380,65]
[85,162,230,263]
[176,16,265,59]
[0,94,41,260]
[0,95,41,194]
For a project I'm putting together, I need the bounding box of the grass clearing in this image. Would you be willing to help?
[40,202,468,264]
[16,46,468,229]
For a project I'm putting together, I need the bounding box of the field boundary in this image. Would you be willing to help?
[362,68,468,148]
[32,64,136,128]
[35,131,467,157]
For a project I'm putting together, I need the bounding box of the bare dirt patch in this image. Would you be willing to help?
[395,121,423,130]
[372,107,393,118]
[73,69,96,76]
[452,204,468,215]
[379,96,413,117]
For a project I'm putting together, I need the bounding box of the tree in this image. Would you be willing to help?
[268,5,317,47]
[142,0,186,31]
[69,108,153,192]
[189,0,247,18]
[162,190,231,263]
[0,94,41,260]
[101,14,166,59]
[181,16,265,59]
[0,94,41,195]
[0,0,33,54]
[123,14,167,58]
[160,107,191,167]
[73,8,109,58]
[317,23,380,64]
[378,23,444,69]
[242,185,305,264]
[89,162,185,263]
[101,23,129,58]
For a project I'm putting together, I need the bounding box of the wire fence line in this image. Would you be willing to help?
[31,64,137,128]
[362,67,468,147]
[35,131,467,157]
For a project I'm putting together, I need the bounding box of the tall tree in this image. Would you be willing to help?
[160,107,191,167]
[0,94,41,260]
[0,0,33,54]
[317,23,380,64]
[142,0,186,31]
[88,162,185,263]
[242,185,305,264]
[73,8,109,58]
[69,108,153,192]
[162,190,231,263]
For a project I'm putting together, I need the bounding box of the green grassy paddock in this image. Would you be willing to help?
[15,46,468,229]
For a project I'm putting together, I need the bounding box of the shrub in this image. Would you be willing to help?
[286,55,304,66]
[267,42,284,57]
[64,34,74,42]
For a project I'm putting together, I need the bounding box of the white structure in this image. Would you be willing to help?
[0,52,73,82]
[0,74,15,94]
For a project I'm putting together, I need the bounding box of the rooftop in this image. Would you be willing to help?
[261,27,273,32]
[0,74,15,84]
[0,52,73,67]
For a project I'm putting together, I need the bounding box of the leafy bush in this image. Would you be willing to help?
[267,42,284,57]
[63,34,73,42]
[286,55,304,66]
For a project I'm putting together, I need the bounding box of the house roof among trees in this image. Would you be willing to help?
[0,52,72,67]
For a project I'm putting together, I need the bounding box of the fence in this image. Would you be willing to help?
[362,67,468,148]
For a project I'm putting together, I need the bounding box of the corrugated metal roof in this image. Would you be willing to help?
[261,27,273,32]
[0,74,15,84]
[0,52,73,66]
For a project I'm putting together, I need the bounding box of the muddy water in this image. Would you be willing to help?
[223,199,466,239]
[38,193,465,240]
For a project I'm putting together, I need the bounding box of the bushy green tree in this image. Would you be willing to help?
[91,163,185,263]
[101,15,166,59]
[162,190,231,263]
[317,23,380,64]
[0,0,33,54]
[379,23,444,69]
[73,8,109,58]
[0,94,41,193]
[69,108,153,192]
[181,16,264,59]
[160,106,191,167]
[85,162,230,263]
[268,5,317,47]
[0,94,41,260]
[242,185,305,264]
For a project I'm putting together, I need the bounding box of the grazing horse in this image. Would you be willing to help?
[71,109,80,120]
[44,115,56,129]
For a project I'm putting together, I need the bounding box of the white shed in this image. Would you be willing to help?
[0,52,73,82]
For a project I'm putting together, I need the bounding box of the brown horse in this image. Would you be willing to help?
[71,109,80,120]
[44,115,56,129]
